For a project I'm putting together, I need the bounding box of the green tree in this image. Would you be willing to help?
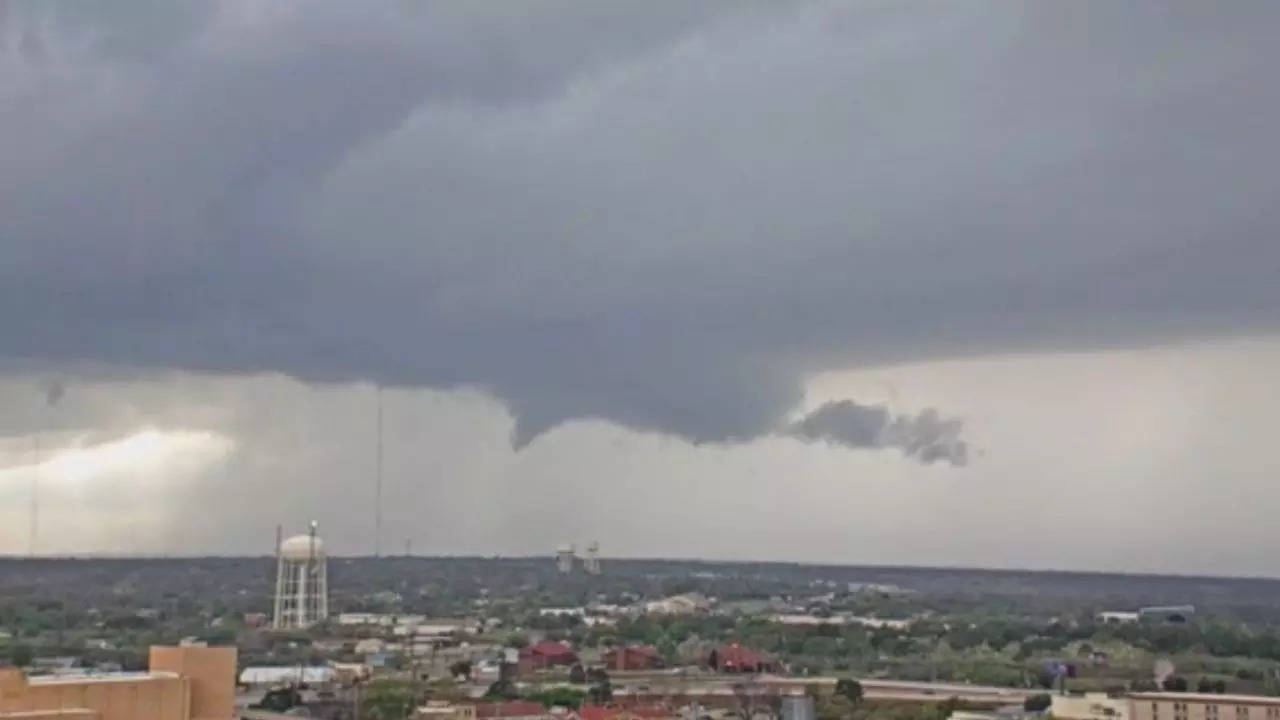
[531,687,585,709]
[836,678,863,704]
[815,695,856,720]
[1024,694,1052,712]
[657,637,678,665]
[449,660,472,680]
[486,679,520,701]
[1131,679,1158,692]
[8,644,33,668]
[203,628,236,646]
[362,680,416,720]
[425,679,465,704]
[588,680,613,704]
[803,637,840,657]
[569,664,587,684]
[254,688,302,712]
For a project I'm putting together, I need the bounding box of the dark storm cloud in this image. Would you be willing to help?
[787,401,968,467]
[3,1,1280,451]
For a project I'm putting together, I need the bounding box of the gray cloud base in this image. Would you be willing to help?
[2,2,1278,451]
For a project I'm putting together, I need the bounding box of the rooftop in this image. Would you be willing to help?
[29,671,179,685]
[473,700,550,718]
[1131,693,1280,705]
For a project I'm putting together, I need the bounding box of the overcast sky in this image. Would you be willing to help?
[2,1,1279,574]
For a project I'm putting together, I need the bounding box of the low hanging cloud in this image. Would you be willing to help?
[787,400,969,467]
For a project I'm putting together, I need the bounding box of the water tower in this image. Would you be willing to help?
[583,541,601,575]
[272,522,329,629]
[555,543,575,574]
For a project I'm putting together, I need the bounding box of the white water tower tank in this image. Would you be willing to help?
[272,524,329,629]
[555,543,575,574]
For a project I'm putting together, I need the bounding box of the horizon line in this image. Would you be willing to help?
[0,553,1278,583]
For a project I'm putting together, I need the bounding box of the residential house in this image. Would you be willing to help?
[471,700,556,720]
[518,641,578,673]
[708,644,777,674]
[576,706,675,720]
[603,646,662,671]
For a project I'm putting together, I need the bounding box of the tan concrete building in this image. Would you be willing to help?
[0,645,235,720]
[1052,692,1133,720]
[1131,693,1280,720]
[0,712,97,720]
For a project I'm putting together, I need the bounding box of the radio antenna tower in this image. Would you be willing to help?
[375,385,383,558]
[29,432,39,557]
[31,381,65,557]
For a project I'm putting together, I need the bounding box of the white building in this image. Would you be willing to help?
[239,666,336,688]
[771,614,911,630]
[354,638,387,654]
[538,607,586,618]
[1097,611,1141,624]
[338,612,397,627]
[644,593,711,615]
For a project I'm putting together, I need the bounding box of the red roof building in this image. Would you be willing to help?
[473,700,554,719]
[577,706,675,720]
[518,640,579,673]
[708,643,777,673]
[602,645,663,671]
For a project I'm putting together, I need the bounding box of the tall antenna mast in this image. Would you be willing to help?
[29,431,39,557]
[375,385,383,558]
[31,382,63,558]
